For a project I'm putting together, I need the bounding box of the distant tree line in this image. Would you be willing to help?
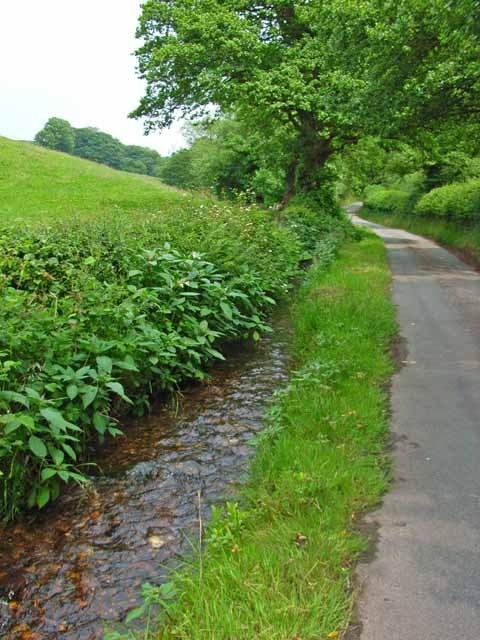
[33,116,276,202]
[34,117,165,177]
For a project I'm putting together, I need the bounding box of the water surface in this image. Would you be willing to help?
[0,312,292,639]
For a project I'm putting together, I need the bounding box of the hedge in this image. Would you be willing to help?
[415,179,480,222]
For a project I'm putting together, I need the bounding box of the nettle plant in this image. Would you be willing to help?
[0,202,318,521]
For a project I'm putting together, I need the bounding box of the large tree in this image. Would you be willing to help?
[34,117,75,154]
[132,0,480,202]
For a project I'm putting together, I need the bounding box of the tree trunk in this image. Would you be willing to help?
[280,154,298,208]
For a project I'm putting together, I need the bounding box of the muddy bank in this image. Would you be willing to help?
[0,311,292,640]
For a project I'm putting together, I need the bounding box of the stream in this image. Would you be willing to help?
[0,310,292,639]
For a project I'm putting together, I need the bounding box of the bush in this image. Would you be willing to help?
[363,185,412,215]
[281,194,358,258]
[363,171,426,216]
[415,179,480,222]
[0,199,345,521]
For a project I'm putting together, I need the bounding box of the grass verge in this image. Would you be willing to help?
[362,209,480,266]
[115,231,396,640]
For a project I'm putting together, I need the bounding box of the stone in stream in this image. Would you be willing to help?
[0,599,12,634]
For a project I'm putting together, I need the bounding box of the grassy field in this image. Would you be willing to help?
[362,208,480,265]
[0,136,193,223]
[111,232,396,640]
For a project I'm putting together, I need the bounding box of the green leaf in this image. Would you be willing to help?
[4,421,22,435]
[114,355,138,372]
[93,412,108,435]
[206,347,225,360]
[220,302,233,320]
[67,384,79,400]
[36,486,50,508]
[159,581,176,600]
[41,467,57,481]
[96,356,113,374]
[62,443,77,461]
[29,435,47,458]
[107,426,123,437]
[40,408,66,431]
[24,387,41,399]
[19,415,35,429]
[125,604,147,624]
[0,390,29,408]
[82,385,98,409]
[106,381,132,404]
[51,447,65,466]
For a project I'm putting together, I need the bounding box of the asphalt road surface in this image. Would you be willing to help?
[347,205,480,640]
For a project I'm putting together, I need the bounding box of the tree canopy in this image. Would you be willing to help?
[132,0,480,202]
[34,117,75,154]
[34,120,165,178]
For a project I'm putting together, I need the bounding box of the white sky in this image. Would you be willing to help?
[0,0,185,155]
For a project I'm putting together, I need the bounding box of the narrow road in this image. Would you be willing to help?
[348,204,480,640]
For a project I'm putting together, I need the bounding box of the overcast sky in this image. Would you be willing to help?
[0,0,185,155]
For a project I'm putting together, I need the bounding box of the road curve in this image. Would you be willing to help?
[347,205,480,640]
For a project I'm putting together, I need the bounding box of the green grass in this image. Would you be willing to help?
[362,208,480,264]
[0,136,194,223]
[116,232,396,640]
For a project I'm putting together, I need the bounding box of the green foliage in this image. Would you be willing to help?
[34,117,75,154]
[415,179,480,222]
[0,137,349,522]
[0,209,302,521]
[160,149,195,189]
[364,187,412,216]
[363,171,426,217]
[131,0,365,200]
[34,120,165,177]
[207,502,248,550]
[425,152,480,189]
[360,0,480,134]
[160,117,286,204]
[335,138,424,199]
[282,195,357,258]
[132,0,480,203]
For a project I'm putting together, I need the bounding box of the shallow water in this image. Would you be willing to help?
[0,311,292,639]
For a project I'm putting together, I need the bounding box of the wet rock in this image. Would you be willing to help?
[0,600,11,634]
[170,460,202,477]
[126,461,159,482]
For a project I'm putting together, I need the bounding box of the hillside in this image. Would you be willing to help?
[0,136,188,224]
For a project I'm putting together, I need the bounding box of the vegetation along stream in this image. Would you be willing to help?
[0,309,292,640]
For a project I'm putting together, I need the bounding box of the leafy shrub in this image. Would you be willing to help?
[281,193,357,258]
[363,172,426,216]
[0,199,341,521]
[425,152,480,189]
[415,179,480,222]
[363,186,412,215]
